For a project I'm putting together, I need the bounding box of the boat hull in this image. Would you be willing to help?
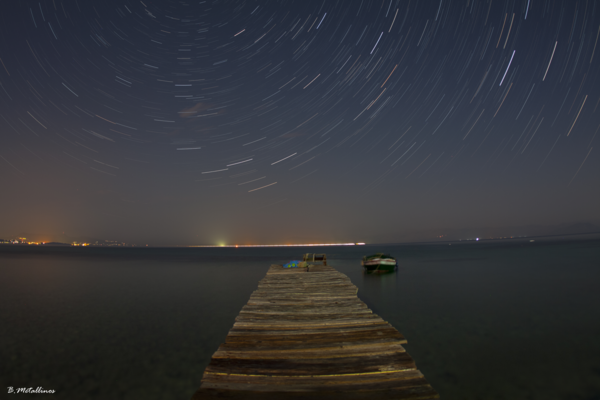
[362,259,397,272]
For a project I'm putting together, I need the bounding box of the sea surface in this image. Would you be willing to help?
[1,236,599,400]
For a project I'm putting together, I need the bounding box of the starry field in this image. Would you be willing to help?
[1,1,599,244]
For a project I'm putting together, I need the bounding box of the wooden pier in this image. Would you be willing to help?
[192,263,438,399]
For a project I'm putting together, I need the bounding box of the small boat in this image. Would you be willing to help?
[362,253,397,272]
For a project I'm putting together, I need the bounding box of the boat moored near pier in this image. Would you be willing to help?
[362,253,397,272]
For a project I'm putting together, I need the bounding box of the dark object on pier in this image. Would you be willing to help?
[191,263,438,399]
[302,253,327,265]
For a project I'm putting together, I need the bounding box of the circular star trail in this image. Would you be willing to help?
[1,0,599,245]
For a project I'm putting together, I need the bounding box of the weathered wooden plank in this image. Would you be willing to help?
[200,368,422,387]
[205,352,416,376]
[231,319,398,330]
[216,340,407,355]
[193,386,439,400]
[253,288,358,294]
[249,293,358,299]
[212,344,407,360]
[191,263,438,399]
[236,313,382,325]
[250,292,359,297]
[218,338,409,353]
[259,278,349,283]
[260,277,347,282]
[221,337,406,351]
[247,296,360,301]
[231,321,393,332]
[223,335,405,345]
[240,306,369,312]
[253,291,358,296]
[253,285,355,290]
[238,310,371,316]
[197,371,437,395]
[246,300,366,306]
[223,333,405,348]
[228,323,396,335]
[258,278,353,283]
[259,277,353,282]
[238,310,372,317]
[226,325,398,337]
[241,302,369,310]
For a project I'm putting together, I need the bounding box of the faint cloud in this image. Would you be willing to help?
[178,102,225,118]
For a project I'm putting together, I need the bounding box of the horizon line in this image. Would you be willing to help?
[190,243,367,248]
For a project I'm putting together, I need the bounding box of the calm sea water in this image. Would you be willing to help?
[1,237,599,400]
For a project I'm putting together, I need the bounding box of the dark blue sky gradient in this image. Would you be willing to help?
[1,0,599,245]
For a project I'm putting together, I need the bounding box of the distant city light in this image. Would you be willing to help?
[193,243,366,248]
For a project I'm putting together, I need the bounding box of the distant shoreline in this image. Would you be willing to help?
[1,231,599,249]
[369,231,600,246]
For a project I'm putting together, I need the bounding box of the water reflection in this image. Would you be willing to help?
[362,268,398,285]
[363,268,397,275]
[358,268,400,312]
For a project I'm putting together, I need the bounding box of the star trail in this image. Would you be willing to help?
[1,0,598,245]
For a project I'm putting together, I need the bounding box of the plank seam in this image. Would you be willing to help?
[204,368,417,378]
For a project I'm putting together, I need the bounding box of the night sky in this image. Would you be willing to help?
[1,0,599,246]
